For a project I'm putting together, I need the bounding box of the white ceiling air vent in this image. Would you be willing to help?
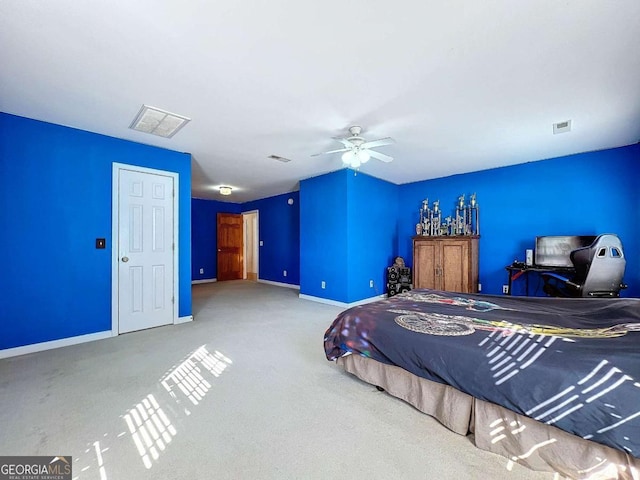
[269,155,292,163]
[553,120,572,135]
[129,105,191,138]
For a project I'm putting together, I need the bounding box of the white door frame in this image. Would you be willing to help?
[242,209,259,280]
[111,163,180,335]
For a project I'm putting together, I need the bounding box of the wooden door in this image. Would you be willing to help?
[413,240,438,289]
[117,168,174,333]
[217,213,243,281]
[440,240,468,292]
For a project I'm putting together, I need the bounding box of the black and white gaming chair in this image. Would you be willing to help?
[542,234,627,298]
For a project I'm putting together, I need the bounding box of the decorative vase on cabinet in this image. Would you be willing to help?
[412,236,479,293]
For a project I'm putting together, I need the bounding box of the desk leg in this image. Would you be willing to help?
[507,271,513,295]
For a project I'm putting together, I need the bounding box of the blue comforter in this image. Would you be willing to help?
[324,289,640,458]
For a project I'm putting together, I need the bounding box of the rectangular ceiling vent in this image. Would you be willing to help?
[129,105,191,138]
[268,155,292,163]
[553,120,572,135]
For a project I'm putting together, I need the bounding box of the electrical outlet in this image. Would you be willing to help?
[321,281,326,289]
[369,280,374,288]
[283,270,287,277]
[478,283,482,292]
[199,268,204,274]
[502,285,509,294]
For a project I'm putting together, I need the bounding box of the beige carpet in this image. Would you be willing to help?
[0,281,555,479]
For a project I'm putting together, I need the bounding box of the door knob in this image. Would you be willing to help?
[122,256,129,263]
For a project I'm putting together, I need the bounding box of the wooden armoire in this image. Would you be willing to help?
[412,236,479,293]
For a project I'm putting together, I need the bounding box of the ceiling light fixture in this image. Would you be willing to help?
[219,186,232,196]
[342,149,370,169]
[129,105,191,138]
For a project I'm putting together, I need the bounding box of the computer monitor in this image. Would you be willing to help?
[534,235,597,267]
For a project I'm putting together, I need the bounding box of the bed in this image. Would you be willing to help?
[324,289,640,479]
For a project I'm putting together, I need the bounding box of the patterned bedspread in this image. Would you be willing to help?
[324,289,640,457]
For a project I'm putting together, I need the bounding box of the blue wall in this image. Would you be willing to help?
[296,144,638,303]
[191,192,300,285]
[300,170,349,301]
[299,169,398,303]
[191,198,241,281]
[0,113,192,350]
[243,191,300,286]
[346,171,399,301]
[398,144,640,297]
[4,108,632,353]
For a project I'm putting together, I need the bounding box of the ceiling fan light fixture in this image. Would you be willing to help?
[219,186,232,196]
[316,125,395,167]
[342,149,369,168]
[341,150,354,165]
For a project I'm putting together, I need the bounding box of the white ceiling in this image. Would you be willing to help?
[2,1,639,203]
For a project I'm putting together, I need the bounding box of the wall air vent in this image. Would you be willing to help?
[129,105,191,138]
[553,120,572,135]
[268,155,292,163]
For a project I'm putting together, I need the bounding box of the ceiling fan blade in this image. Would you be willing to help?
[368,150,394,163]
[361,137,396,149]
[332,137,355,148]
[311,147,350,157]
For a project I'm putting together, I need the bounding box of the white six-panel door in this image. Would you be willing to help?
[116,167,175,333]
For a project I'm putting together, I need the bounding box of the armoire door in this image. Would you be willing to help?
[413,241,438,289]
[440,239,469,292]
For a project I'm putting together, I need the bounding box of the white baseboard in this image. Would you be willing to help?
[349,294,388,307]
[0,330,114,360]
[298,294,347,307]
[258,279,300,290]
[298,293,386,308]
[192,278,217,284]
[1,315,195,360]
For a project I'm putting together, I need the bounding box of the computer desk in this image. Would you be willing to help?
[505,264,575,296]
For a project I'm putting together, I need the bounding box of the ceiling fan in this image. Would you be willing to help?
[312,126,395,168]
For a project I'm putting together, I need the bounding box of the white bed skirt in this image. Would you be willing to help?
[337,354,639,479]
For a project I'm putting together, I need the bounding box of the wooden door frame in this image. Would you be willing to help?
[111,163,180,336]
[242,210,259,280]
